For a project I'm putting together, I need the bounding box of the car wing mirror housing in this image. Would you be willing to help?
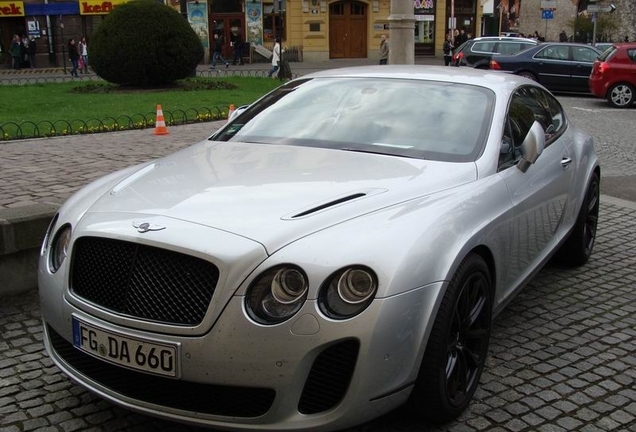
[517,121,545,173]
[229,105,250,122]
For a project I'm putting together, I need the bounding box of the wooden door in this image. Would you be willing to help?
[329,1,367,59]
[210,15,244,58]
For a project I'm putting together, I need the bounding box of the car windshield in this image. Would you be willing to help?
[212,77,495,162]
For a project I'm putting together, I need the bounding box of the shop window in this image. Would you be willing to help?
[264,4,286,41]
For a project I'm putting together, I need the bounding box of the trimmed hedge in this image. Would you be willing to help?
[90,0,204,86]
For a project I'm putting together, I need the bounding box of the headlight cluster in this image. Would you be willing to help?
[319,267,377,319]
[49,224,72,273]
[246,265,377,325]
[246,266,309,325]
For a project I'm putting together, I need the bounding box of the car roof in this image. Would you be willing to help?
[471,36,537,43]
[538,42,601,49]
[301,65,531,93]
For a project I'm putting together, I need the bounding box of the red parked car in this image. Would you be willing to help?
[589,43,636,108]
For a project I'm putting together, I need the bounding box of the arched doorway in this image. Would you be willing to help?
[329,1,367,58]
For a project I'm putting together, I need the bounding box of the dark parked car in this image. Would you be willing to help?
[489,42,602,93]
[589,42,636,108]
[453,36,537,68]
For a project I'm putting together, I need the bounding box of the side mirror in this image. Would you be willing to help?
[229,104,249,122]
[517,121,545,173]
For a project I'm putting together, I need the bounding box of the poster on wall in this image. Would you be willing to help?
[496,0,521,33]
[246,1,263,46]
[187,2,209,49]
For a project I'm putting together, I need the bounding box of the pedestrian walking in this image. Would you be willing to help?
[232,30,244,65]
[210,33,229,69]
[78,36,89,73]
[443,34,454,66]
[68,38,79,77]
[9,34,22,70]
[379,34,389,65]
[27,37,36,68]
[267,37,283,78]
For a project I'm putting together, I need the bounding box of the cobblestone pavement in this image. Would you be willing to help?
[1,200,635,432]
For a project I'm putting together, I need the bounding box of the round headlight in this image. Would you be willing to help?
[272,268,308,304]
[246,265,309,325]
[337,268,376,304]
[319,266,377,319]
[49,224,72,273]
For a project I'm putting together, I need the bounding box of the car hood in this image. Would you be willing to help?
[88,140,477,253]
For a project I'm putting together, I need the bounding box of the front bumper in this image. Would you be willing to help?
[41,282,443,432]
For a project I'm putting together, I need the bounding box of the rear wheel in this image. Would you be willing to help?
[556,172,600,266]
[607,83,635,108]
[517,71,537,81]
[409,254,492,424]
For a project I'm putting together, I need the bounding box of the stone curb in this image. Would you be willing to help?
[0,203,58,297]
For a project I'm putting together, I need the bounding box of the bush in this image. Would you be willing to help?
[90,0,204,86]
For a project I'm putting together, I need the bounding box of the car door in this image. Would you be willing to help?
[532,44,572,90]
[497,86,573,300]
[570,45,601,92]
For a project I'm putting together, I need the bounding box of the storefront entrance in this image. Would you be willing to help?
[1,19,26,68]
[329,1,367,59]
[210,15,245,59]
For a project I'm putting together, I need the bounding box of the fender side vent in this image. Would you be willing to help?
[291,193,366,218]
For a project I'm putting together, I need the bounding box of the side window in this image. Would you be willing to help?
[527,87,567,142]
[627,49,636,62]
[499,87,564,170]
[572,47,598,63]
[536,45,568,60]
[499,92,535,170]
[498,42,521,55]
[473,42,496,53]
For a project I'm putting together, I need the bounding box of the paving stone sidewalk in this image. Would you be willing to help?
[1,201,635,432]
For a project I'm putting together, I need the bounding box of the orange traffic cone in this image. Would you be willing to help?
[154,104,169,135]
[227,104,235,122]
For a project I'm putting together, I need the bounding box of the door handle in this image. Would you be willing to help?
[561,157,572,168]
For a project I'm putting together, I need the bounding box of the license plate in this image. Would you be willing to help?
[72,317,178,377]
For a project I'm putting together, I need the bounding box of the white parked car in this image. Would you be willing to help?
[40,66,600,431]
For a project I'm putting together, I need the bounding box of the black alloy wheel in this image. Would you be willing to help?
[556,172,600,266]
[409,253,492,424]
[445,271,491,408]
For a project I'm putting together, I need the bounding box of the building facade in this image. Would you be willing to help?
[3,0,631,68]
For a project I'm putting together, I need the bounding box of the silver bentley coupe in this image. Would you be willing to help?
[39,66,600,431]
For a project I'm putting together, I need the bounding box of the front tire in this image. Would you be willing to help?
[607,83,635,108]
[556,172,600,266]
[409,254,492,424]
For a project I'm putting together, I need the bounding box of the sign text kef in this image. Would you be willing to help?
[80,0,128,15]
[0,1,25,16]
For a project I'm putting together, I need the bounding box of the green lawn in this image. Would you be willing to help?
[0,77,281,124]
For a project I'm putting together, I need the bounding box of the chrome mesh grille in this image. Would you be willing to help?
[298,339,359,414]
[71,237,219,326]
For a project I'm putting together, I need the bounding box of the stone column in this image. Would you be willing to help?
[388,0,415,64]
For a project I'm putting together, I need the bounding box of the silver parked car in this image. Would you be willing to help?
[40,66,600,431]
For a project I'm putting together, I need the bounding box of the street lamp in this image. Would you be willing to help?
[60,18,66,74]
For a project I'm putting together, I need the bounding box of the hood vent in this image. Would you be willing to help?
[291,193,367,218]
[283,188,388,220]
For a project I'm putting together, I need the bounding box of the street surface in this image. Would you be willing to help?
[0,67,635,432]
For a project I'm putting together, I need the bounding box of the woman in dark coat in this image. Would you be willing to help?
[68,38,79,77]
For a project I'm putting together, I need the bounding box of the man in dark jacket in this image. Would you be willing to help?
[232,31,244,65]
[210,33,229,69]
